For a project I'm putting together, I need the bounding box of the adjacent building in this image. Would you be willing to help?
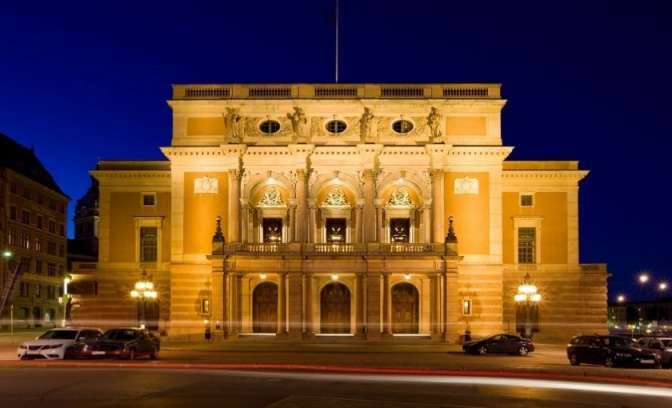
[71,83,608,342]
[0,133,69,327]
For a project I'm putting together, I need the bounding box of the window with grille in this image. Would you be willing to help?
[392,119,414,134]
[47,263,56,277]
[518,227,536,264]
[140,227,158,262]
[520,194,534,207]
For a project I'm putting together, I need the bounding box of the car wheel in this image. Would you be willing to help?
[128,348,136,361]
[605,356,615,368]
[569,353,580,366]
[477,345,487,355]
[518,346,529,356]
[150,350,158,360]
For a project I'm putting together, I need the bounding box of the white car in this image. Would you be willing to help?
[17,327,103,360]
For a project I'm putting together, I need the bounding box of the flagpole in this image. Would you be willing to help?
[335,0,339,83]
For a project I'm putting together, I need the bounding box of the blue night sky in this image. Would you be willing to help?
[1,1,671,302]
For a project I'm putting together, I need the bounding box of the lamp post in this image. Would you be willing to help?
[59,274,72,327]
[0,250,21,328]
[130,270,157,329]
[514,273,541,339]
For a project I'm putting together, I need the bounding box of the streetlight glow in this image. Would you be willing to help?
[639,273,649,284]
[659,282,668,291]
[617,294,625,303]
[2,250,12,258]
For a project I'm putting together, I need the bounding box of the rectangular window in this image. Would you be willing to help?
[47,241,57,255]
[326,218,346,243]
[262,218,283,243]
[57,265,64,276]
[59,224,65,236]
[47,286,56,300]
[9,206,16,220]
[8,228,18,246]
[20,282,29,297]
[58,244,65,257]
[20,257,31,274]
[47,263,56,277]
[48,220,56,233]
[10,183,17,194]
[35,260,42,274]
[21,210,30,224]
[520,194,534,207]
[34,238,42,252]
[142,193,156,207]
[21,233,30,249]
[390,218,410,243]
[462,299,473,316]
[140,227,158,262]
[518,227,537,264]
[201,298,210,314]
[35,284,41,298]
[37,215,43,229]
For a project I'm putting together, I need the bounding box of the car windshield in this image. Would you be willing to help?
[604,337,638,348]
[102,330,137,341]
[38,330,78,340]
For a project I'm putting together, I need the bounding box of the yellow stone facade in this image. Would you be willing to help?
[72,83,607,343]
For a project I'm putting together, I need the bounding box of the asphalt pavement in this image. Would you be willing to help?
[1,366,671,407]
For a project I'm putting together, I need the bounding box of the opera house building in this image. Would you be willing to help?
[71,83,608,343]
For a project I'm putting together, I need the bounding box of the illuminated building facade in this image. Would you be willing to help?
[72,83,608,342]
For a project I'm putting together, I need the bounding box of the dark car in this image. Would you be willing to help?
[462,334,534,356]
[637,337,672,368]
[88,328,160,360]
[567,335,661,368]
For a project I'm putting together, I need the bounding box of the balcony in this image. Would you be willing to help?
[219,242,454,257]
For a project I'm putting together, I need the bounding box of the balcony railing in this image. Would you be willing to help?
[220,242,452,257]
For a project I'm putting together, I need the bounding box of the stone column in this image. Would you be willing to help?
[382,273,391,335]
[211,262,225,338]
[375,203,384,243]
[308,201,317,243]
[362,169,376,242]
[304,274,314,338]
[355,203,363,243]
[278,273,287,335]
[431,170,445,243]
[422,205,432,243]
[295,170,308,242]
[288,202,296,242]
[240,201,248,243]
[230,273,241,335]
[228,170,241,242]
[287,273,303,338]
[430,274,439,338]
[366,273,382,340]
[356,273,366,336]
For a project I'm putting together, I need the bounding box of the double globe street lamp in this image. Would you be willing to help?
[130,270,157,329]
[514,273,541,339]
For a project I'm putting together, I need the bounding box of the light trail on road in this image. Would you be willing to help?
[202,369,672,399]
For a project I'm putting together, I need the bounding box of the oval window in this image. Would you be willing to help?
[392,120,414,134]
[259,120,281,134]
[325,120,347,134]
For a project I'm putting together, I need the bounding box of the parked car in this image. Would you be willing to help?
[17,327,103,360]
[567,335,661,368]
[88,328,160,360]
[637,337,672,368]
[462,334,535,356]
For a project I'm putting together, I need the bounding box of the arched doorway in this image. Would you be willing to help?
[253,282,278,333]
[392,283,419,334]
[320,282,351,333]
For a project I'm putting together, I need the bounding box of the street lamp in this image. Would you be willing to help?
[639,273,649,284]
[130,270,157,329]
[659,282,668,292]
[514,273,541,339]
[616,294,626,303]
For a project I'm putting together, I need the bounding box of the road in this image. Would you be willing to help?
[1,366,671,407]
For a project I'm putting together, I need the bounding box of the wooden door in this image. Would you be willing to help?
[320,283,351,333]
[392,283,419,334]
[253,282,278,333]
